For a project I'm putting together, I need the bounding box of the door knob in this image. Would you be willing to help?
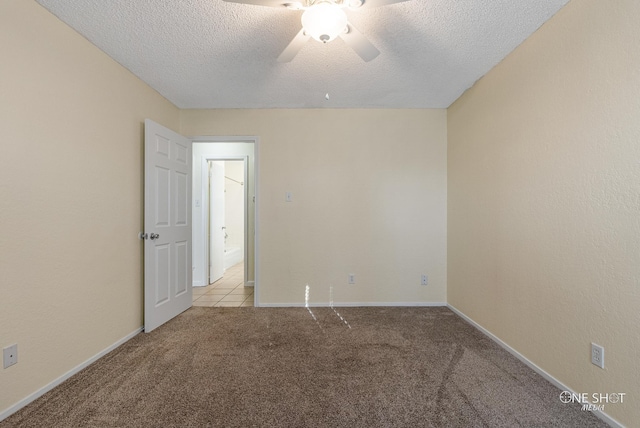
[150,233,160,240]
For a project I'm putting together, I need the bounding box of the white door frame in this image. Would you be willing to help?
[191,136,259,306]
[203,156,249,285]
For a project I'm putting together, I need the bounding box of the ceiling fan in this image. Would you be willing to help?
[222,0,409,62]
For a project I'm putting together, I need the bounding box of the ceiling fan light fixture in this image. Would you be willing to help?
[301,2,348,43]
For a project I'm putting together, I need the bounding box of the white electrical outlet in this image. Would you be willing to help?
[3,344,18,369]
[285,192,293,202]
[421,274,428,286]
[348,274,355,284]
[591,343,604,369]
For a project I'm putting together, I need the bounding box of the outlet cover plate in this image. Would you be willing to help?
[3,344,18,369]
[591,343,604,369]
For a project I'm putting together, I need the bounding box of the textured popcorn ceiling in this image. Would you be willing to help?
[36,0,569,108]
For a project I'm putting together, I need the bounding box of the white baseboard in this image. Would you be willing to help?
[258,302,447,308]
[244,281,255,288]
[0,327,143,422]
[446,304,624,428]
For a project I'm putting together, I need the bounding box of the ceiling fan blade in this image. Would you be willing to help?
[222,0,291,7]
[277,28,310,62]
[339,22,380,62]
[360,0,410,7]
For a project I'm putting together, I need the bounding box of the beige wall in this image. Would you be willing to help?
[182,109,448,306]
[447,0,640,425]
[0,0,179,416]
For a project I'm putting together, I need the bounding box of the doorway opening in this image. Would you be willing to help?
[191,140,257,306]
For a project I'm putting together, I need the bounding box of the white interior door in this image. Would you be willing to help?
[144,119,192,333]
[209,161,225,283]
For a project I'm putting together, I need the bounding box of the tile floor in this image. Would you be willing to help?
[192,262,253,307]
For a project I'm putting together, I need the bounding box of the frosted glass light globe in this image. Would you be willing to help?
[301,3,347,43]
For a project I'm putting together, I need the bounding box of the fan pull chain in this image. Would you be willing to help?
[324,42,331,102]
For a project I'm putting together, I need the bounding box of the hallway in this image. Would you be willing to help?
[192,263,253,307]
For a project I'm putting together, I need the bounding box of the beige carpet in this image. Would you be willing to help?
[2,307,606,427]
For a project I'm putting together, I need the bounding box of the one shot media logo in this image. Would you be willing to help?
[560,391,626,411]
